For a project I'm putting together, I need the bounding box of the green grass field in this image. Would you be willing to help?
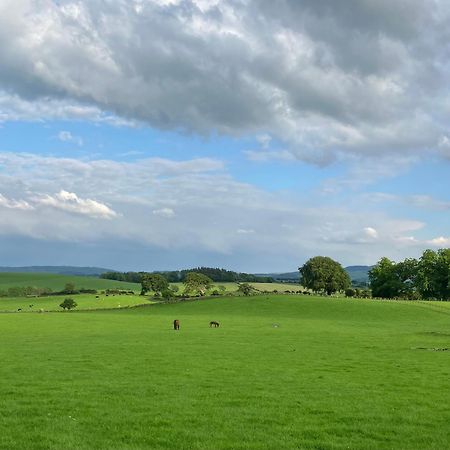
[0,293,154,312]
[0,273,300,296]
[0,273,140,292]
[1,295,449,449]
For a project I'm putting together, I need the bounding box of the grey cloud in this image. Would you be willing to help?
[0,1,450,164]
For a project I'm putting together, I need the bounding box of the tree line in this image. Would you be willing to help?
[299,249,450,301]
[369,249,450,300]
[0,283,100,298]
[101,267,274,284]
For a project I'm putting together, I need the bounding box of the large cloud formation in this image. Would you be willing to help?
[1,0,450,163]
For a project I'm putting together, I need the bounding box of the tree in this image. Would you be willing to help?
[60,298,77,310]
[299,256,351,295]
[183,272,213,296]
[415,249,450,300]
[237,283,257,296]
[369,257,418,299]
[141,274,169,296]
[64,283,76,294]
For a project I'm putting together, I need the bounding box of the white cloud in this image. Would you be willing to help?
[236,229,255,234]
[152,207,175,218]
[36,190,117,219]
[0,193,33,210]
[364,227,378,239]
[57,131,83,146]
[427,236,450,247]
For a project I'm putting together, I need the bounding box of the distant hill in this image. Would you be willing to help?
[0,266,113,276]
[255,266,372,285]
[345,266,372,284]
[253,272,299,282]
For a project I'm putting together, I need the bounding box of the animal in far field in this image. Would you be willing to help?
[209,321,220,328]
[173,319,180,330]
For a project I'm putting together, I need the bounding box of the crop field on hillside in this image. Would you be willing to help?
[1,295,449,449]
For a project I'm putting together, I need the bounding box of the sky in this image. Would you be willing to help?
[0,0,450,272]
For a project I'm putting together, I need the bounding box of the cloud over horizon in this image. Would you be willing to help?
[0,151,445,271]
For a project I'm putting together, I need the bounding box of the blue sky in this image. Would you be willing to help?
[0,0,449,272]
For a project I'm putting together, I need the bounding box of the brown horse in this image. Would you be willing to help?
[173,319,180,330]
[209,321,219,328]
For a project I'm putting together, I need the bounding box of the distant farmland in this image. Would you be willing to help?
[0,273,140,291]
[0,273,302,296]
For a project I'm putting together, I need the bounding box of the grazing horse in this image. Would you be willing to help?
[209,321,220,328]
[173,319,180,330]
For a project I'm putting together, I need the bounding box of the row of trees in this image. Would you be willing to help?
[297,249,450,300]
[141,272,216,299]
[0,283,85,298]
[369,249,450,300]
[102,267,274,284]
[141,272,266,299]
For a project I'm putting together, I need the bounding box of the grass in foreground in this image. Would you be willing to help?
[0,295,449,449]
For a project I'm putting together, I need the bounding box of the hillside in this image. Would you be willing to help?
[0,266,113,276]
[345,265,372,284]
[0,272,139,291]
[256,265,372,284]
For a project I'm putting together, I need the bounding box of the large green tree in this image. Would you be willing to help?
[183,272,213,296]
[299,256,351,295]
[140,273,169,296]
[369,257,404,298]
[415,249,450,300]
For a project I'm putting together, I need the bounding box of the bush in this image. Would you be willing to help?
[345,288,356,297]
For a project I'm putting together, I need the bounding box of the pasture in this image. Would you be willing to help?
[0,272,140,292]
[0,293,153,312]
[0,295,449,449]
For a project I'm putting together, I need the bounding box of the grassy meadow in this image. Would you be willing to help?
[0,272,140,292]
[0,293,154,312]
[1,293,449,449]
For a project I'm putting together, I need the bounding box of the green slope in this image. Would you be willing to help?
[0,272,139,291]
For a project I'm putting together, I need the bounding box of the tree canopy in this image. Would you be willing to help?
[369,249,450,300]
[140,273,169,296]
[183,272,213,296]
[299,256,351,295]
[60,298,77,310]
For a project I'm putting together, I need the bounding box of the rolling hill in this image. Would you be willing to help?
[0,272,139,291]
[0,266,113,276]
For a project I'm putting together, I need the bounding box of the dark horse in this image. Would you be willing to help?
[209,321,220,328]
[173,319,180,330]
